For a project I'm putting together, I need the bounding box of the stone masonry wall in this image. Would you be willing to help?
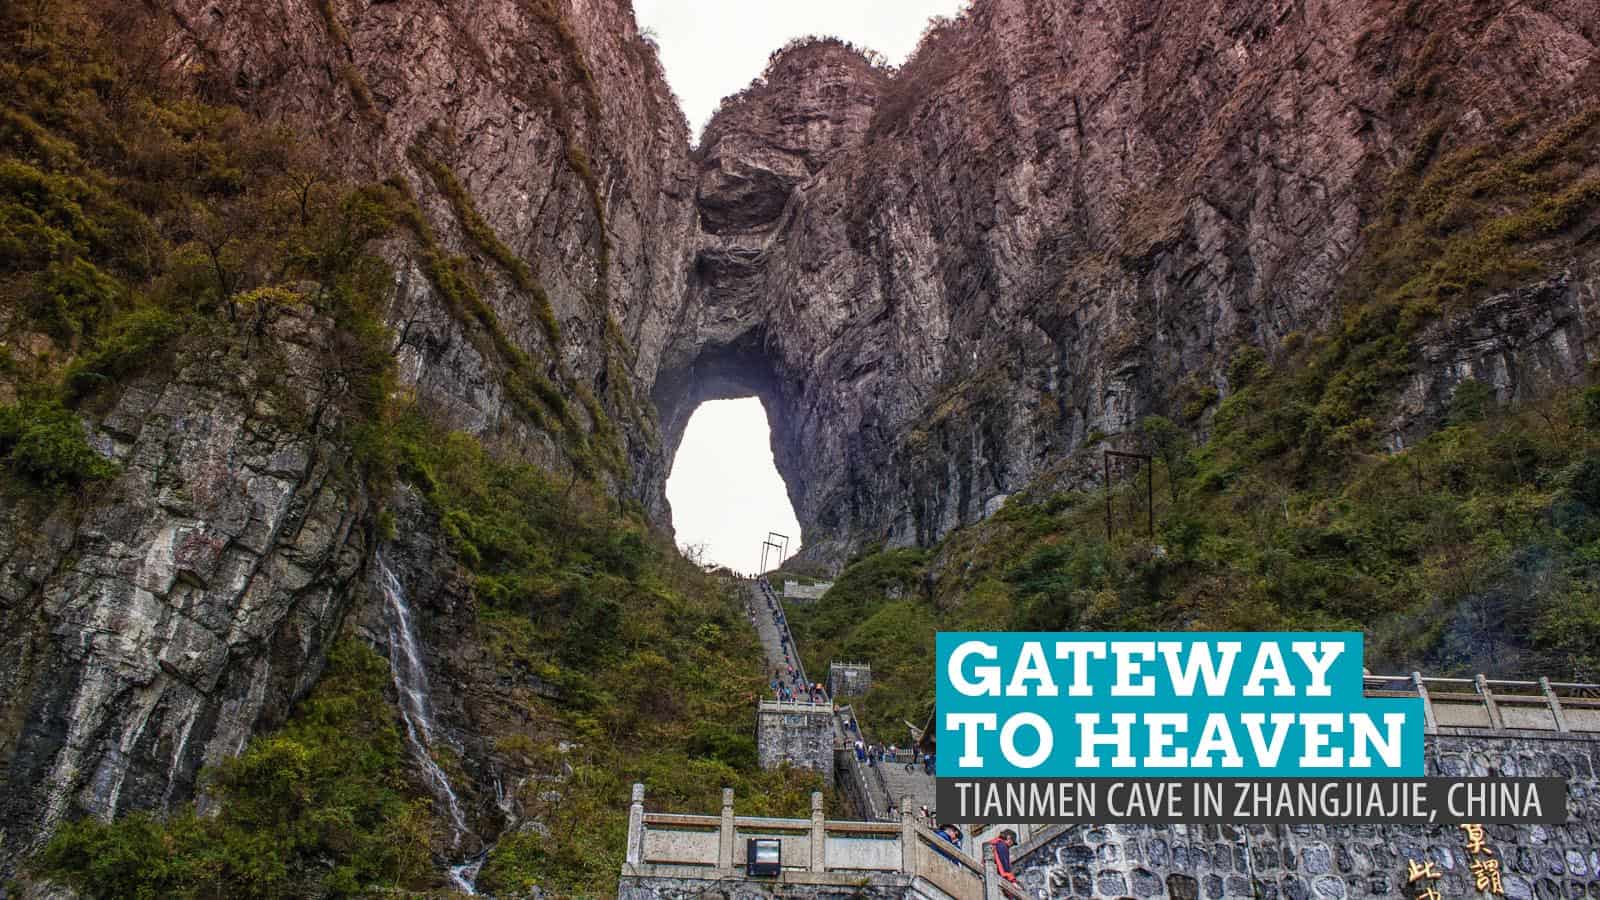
[618,873,918,899]
[757,704,835,778]
[1011,732,1600,900]
[830,663,873,698]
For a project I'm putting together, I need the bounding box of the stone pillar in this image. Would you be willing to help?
[983,846,1004,900]
[1411,671,1437,733]
[626,783,645,866]
[1476,673,1505,730]
[810,791,826,871]
[718,787,735,869]
[900,795,916,873]
[1542,677,1571,731]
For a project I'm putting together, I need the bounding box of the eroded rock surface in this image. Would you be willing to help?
[661,0,1600,563]
[0,304,371,861]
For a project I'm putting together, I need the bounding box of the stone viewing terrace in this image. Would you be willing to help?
[783,579,835,602]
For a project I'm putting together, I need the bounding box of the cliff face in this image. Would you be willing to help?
[0,0,705,870]
[167,0,701,501]
[2,0,1599,882]
[0,304,372,856]
[671,0,1600,564]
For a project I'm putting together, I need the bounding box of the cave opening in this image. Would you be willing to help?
[654,328,805,573]
[665,397,802,573]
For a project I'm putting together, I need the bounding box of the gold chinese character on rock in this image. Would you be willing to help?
[1459,823,1493,857]
[1408,859,1443,884]
[1469,857,1505,896]
[1417,888,1444,900]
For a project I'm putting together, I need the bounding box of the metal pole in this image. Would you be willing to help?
[1147,458,1154,537]
[1104,452,1112,540]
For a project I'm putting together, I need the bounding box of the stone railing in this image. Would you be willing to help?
[783,579,834,601]
[756,697,833,713]
[832,702,893,821]
[1363,672,1600,733]
[835,701,900,816]
[621,785,991,898]
[999,725,1600,900]
[982,850,1034,900]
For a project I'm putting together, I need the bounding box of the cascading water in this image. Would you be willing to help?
[377,554,476,891]
[448,856,486,895]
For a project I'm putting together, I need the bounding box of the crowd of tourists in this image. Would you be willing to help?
[751,578,830,704]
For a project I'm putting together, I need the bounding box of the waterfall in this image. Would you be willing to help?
[448,856,485,895]
[377,554,474,881]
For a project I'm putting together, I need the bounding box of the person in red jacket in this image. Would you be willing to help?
[988,830,1018,883]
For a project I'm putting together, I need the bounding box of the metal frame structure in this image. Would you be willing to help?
[759,531,791,574]
[759,540,783,574]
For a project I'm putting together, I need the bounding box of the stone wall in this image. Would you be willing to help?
[1010,731,1600,900]
[786,580,835,602]
[618,872,918,899]
[830,663,873,698]
[757,702,835,777]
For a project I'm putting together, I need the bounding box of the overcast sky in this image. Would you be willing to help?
[635,0,969,138]
[665,398,801,572]
[646,1,966,570]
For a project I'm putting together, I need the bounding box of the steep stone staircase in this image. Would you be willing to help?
[878,755,938,817]
[747,578,803,685]
[745,577,942,823]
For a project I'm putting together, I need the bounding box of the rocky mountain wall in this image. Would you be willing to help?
[0,0,703,871]
[168,0,701,508]
[150,0,1600,565]
[0,304,373,865]
[664,0,1600,564]
[3,0,1599,878]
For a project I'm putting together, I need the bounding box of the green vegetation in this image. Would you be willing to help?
[315,0,382,126]
[0,0,401,497]
[0,398,115,487]
[793,386,1600,744]
[36,393,825,896]
[1244,106,1600,466]
[408,139,562,345]
[39,642,438,898]
[379,170,631,480]
[499,0,610,304]
[384,174,574,432]
[357,407,826,895]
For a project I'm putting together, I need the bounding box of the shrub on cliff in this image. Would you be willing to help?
[0,399,114,487]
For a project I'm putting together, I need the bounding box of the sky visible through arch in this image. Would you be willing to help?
[634,0,970,140]
[666,398,801,572]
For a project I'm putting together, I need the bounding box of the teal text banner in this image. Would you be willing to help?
[935,632,1424,778]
